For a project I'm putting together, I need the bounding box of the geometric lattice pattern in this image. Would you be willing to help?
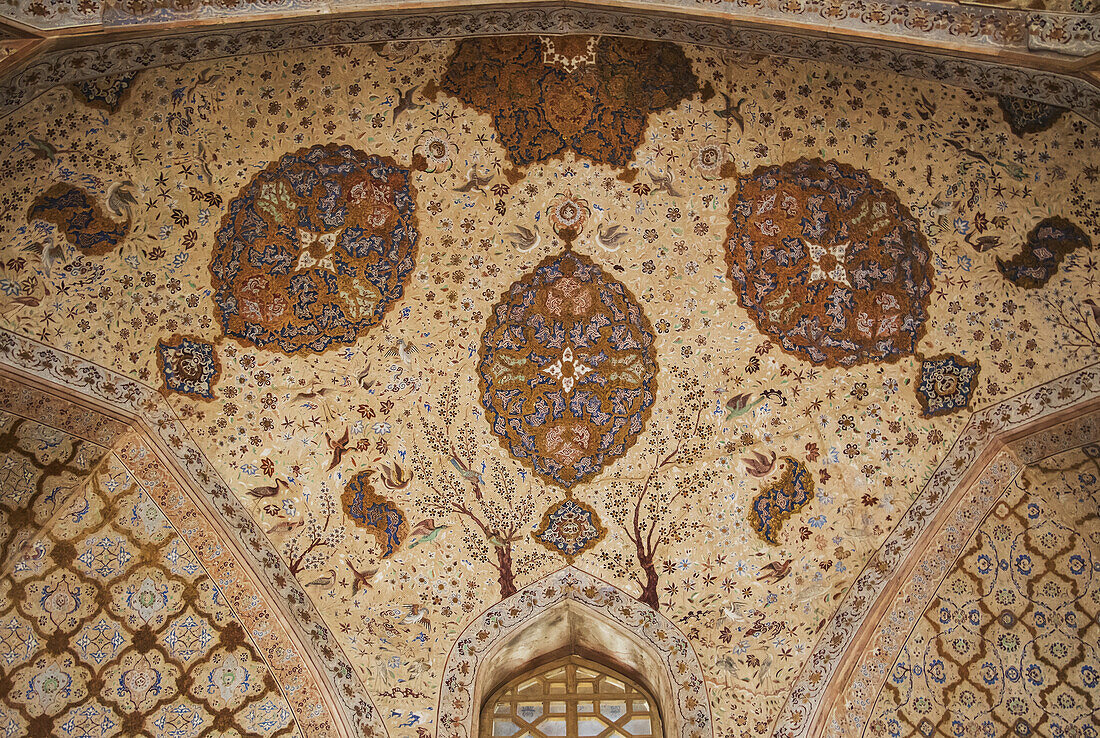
[0,413,111,577]
[487,657,659,738]
[869,445,1100,738]
[0,454,300,738]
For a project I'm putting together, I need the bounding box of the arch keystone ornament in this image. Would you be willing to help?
[437,567,712,738]
[210,143,419,355]
[724,157,933,368]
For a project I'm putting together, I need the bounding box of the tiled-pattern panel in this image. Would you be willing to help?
[0,454,302,738]
[0,412,108,574]
[869,445,1100,738]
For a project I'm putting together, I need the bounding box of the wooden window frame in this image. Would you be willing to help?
[479,654,664,738]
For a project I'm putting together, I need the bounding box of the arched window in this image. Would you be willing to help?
[482,655,662,738]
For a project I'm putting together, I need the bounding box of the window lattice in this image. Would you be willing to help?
[484,657,660,738]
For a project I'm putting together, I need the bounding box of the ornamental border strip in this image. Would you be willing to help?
[7,0,1100,53]
[0,4,1098,123]
[0,327,387,738]
[774,361,1100,738]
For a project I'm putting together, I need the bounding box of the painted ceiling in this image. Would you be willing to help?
[0,10,1096,738]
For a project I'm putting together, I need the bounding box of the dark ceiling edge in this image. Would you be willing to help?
[0,1,1097,122]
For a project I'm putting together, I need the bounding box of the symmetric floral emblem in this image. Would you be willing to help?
[156,335,220,401]
[748,457,815,545]
[533,498,606,561]
[439,35,698,171]
[997,217,1091,288]
[725,157,934,367]
[210,144,419,355]
[342,470,408,559]
[916,353,980,418]
[478,250,658,489]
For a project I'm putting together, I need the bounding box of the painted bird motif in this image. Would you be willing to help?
[379,461,413,490]
[325,428,351,471]
[106,180,138,221]
[756,558,794,584]
[408,519,449,547]
[715,92,746,132]
[725,389,786,419]
[347,560,380,596]
[248,477,291,499]
[505,224,540,253]
[595,223,630,252]
[392,85,423,124]
[646,168,680,198]
[385,339,420,365]
[21,237,66,276]
[742,449,777,477]
[448,452,484,489]
[454,165,494,194]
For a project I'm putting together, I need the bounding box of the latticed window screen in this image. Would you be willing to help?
[483,656,661,738]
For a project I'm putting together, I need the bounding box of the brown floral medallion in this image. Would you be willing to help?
[724,157,934,367]
[439,35,698,171]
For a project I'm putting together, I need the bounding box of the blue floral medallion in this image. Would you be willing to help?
[156,335,220,401]
[342,470,407,559]
[748,456,815,545]
[916,353,980,418]
[210,144,419,355]
[478,250,658,489]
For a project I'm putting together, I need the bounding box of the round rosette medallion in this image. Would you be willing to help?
[724,158,933,367]
[210,144,418,355]
[478,250,658,489]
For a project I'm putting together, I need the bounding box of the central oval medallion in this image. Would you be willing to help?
[478,250,658,489]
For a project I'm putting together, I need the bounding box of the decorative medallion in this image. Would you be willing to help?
[210,144,419,355]
[439,35,698,171]
[533,498,606,562]
[342,470,407,559]
[724,157,933,367]
[997,95,1065,137]
[69,71,141,113]
[156,335,220,401]
[996,217,1091,288]
[478,249,658,489]
[748,456,815,545]
[27,184,131,255]
[915,353,980,418]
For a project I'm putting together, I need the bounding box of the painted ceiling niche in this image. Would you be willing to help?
[437,35,699,178]
[0,26,1099,738]
[210,143,418,355]
[724,157,934,368]
[437,567,712,738]
[867,443,1100,738]
[0,454,300,738]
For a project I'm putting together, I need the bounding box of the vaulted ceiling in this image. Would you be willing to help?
[0,2,1097,738]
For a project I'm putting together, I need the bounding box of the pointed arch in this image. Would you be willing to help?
[437,566,713,738]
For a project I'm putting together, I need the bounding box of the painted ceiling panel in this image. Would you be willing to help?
[0,453,302,737]
[0,28,1096,738]
[867,444,1100,738]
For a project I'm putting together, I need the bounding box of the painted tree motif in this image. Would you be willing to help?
[601,370,718,610]
[412,378,542,601]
